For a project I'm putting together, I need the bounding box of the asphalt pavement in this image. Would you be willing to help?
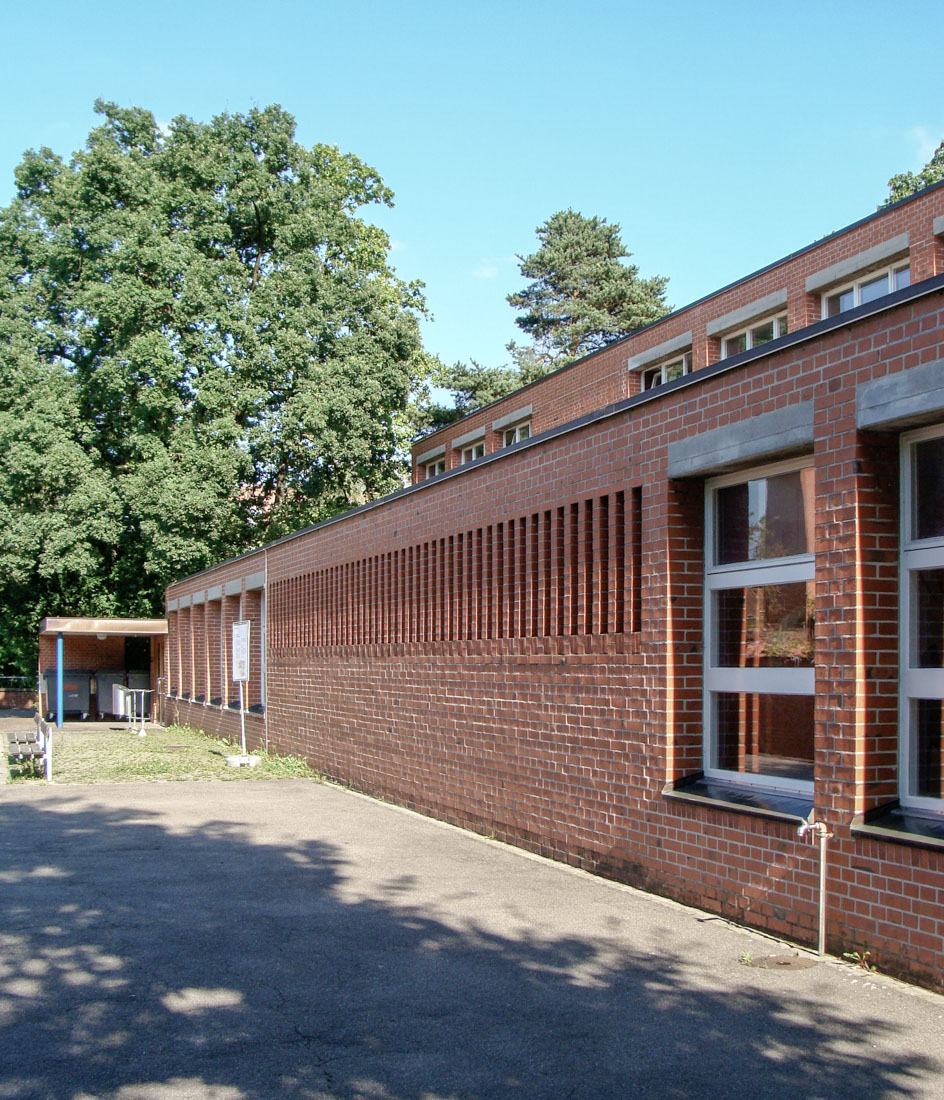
[1,778,942,1099]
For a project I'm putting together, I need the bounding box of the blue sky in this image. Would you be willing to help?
[3,0,942,369]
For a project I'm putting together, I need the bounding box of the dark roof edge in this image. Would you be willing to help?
[412,178,944,450]
[169,272,944,591]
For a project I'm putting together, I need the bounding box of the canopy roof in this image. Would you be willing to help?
[40,617,167,637]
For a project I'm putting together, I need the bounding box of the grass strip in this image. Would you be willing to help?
[9,724,317,784]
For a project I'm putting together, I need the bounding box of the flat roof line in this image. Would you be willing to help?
[411,178,944,449]
[40,617,168,636]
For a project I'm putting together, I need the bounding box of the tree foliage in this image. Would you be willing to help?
[507,209,669,368]
[0,101,425,673]
[423,209,670,431]
[886,138,944,204]
[408,357,525,437]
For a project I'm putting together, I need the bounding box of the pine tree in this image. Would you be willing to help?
[507,209,669,368]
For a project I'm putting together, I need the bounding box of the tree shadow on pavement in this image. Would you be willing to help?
[0,791,937,1100]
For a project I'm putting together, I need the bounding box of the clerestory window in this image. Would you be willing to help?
[822,264,910,318]
[461,441,486,464]
[721,314,789,359]
[503,421,531,447]
[642,351,692,390]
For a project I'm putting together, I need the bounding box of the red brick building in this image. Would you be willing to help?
[165,183,944,989]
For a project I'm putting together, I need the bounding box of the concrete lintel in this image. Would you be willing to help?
[178,595,192,609]
[668,401,814,478]
[207,585,223,602]
[191,591,205,605]
[452,425,487,450]
[167,599,178,613]
[492,404,533,432]
[706,289,788,337]
[223,580,242,598]
[934,215,944,238]
[805,233,909,293]
[244,571,265,591]
[857,360,944,431]
[626,332,692,372]
[416,443,446,465]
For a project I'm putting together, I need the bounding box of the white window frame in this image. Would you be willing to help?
[703,455,815,795]
[720,313,789,360]
[821,263,910,319]
[426,458,446,478]
[461,441,486,464]
[642,351,692,390]
[502,421,531,447]
[899,423,944,813]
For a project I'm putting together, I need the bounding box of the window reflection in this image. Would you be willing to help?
[914,437,944,540]
[916,700,944,798]
[716,582,814,667]
[750,320,775,346]
[859,273,890,304]
[916,569,944,669]
[826,288,855,316]
[715,467,814,564]
[715,692,814,781]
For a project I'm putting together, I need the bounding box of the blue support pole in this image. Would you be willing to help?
[56,633,63,729]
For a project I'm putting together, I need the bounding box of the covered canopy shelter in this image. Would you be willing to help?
[39,618,168,728]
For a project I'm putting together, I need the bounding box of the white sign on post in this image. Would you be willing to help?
[232,620,251,682]
[232,620,251,758]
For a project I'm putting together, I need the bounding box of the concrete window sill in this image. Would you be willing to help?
[851,804,944,852]
[663,774,813,825]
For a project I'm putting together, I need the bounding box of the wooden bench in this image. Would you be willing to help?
[5,721,52,782]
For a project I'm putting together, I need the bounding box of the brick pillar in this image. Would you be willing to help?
[166,611,178,695]
[179,607,192,698]
[192,602,206,702]
[241,589,263,709]
[205,600,222,704]
[221,594,239,707]
[665,477,705,783]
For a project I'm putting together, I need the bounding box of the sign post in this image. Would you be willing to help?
[229,620,257,766]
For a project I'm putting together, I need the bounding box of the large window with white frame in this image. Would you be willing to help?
[822,263,910,318]
[900,425,944,811]
[721,313,789,360]
[704,458,816,792]
[642,350,692,390]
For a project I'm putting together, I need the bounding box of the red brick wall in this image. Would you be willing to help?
[0,690,37,710]
[275,293,944,988]
[165,197,944,991]
[38,633,126,675]
[162,694,266,750]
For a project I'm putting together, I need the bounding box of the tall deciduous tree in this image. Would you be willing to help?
[886,138,944,204]
[0,101,425,673]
